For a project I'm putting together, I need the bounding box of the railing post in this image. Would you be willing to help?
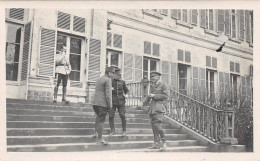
[220,105,238,145]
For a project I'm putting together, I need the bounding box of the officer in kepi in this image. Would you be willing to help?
[142,71,170,150]
[53,45,71,103]
[109,68,129,137]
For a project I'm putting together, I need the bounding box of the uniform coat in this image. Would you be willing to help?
[92,74,113,108]
[55,51,71,75]
[112,79,129,106]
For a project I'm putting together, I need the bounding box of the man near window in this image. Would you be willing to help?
[109,68,129,137]
[142,71,170,150]
[92,67,115,145]
[53,45,71,103]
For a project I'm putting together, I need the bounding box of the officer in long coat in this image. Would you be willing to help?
[92,67,115,145]
[109,68,129,136]
[53,46,71,103]
[143,71,170,150]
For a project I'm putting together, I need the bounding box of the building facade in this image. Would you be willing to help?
[5,8,253,105]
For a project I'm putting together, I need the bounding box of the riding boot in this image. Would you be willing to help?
[62,87,70,103]
[53,86,58,102]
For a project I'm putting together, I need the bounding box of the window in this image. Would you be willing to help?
[206,56,217,69]
[143,58,158,79]
[56,33,82,81]
[107,32,122,49]
[206,70,215,104]
[5,23,22,81]
[238,10,245,40]
[217,10,225,32]
[246,10,253,43]
[178,49,191,63]
[230,61,240,73]
[224,10,230,36]
[191,10,198,25]
[144,41,160,57]
[230,74,239,104]
[106,50,122,68]
[177,9,188,23]
[178,64,188,95]
[231,10,236,38]
[201,9,214,31]
[6,8,25,21]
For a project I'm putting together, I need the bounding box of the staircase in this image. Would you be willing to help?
[6,99,210,152]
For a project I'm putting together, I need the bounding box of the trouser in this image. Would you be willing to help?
[54,73,69,100]
[109,105,126,132]
[149,113,165,145]
[93,105,109,139]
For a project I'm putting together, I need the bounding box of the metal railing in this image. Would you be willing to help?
[125,81,234,143]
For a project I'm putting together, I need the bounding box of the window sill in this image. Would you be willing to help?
[142,9,163,20]
[228,37,242,43]
[204,29,219,36]
[143,54,160,60]
[6,81,19,86]
[57,28,86,37]
[176,20,193,29]
[5,18,25,25]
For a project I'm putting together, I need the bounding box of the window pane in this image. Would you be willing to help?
[56,34,67,52]
[179,79,187,89]
[143,59,148,71]
[6,24,22,43]
[110,52,119,67]
[150,60,157,72]
[179,66,187,78]
[6,43,20,63]
[70,37,81,54]
[70,54,81,71]
[6,63,18,81]
[69,71,80,81]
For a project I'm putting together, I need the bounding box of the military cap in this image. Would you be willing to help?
[105,67,115,73]
[115,68,122,75]
[150,71,161,77]
[62,46,67,51]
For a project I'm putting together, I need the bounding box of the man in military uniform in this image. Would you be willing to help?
[53,45,71,103]
[143,71,170,150]
[109,68,129,137]
[92,67,115,145]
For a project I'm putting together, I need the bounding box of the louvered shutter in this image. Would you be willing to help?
[171,9,178,19]
[191,10,198,25]
[206,56,211,67]
[212,57,217,69]
[241,76,246,97]
[238,10,245,40]
[185,51,191,63]
[230,61,234,72]
[124,53,133,81]
[134,55,142,82]
[224,10,230,36]
[178,49,184,61]
[200,9,206,28]
[199,68,206,100]
[161,9,168,16]
[224,73,230,96]
[57,11,71,30]
[170,62,177,91]
[162,61,170,85]
[219,72,225,97]
[246,76,252,100]
[192,67,199,99]
[21,22,32,81]
[144,41,151,55]
[113,34,122,48]
[245,10,251,42]
[153,43,160,56]
[73,16,85,33]
[178,10,181,20]
[107,32,112,46]
[217,10,225,32]
[9,8,24,21]
[88,38,101,81]
[38,28,56,77]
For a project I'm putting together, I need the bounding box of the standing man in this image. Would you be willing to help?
[92,67,115,145]
[109,68,129,137]
[53,45,71,103]
[143,71,170,150]
[141,75,149,99]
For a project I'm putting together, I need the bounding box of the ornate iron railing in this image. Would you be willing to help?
[125,81,235,144]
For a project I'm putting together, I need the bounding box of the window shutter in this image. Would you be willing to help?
[134,55,142,82]
[113,34,122,48]
[231,10,236,38]
[38,28,56,77]
[209,9,214,31]
[238,10,245,40]
[245,10,251,42]
[235,63,240,73]
[144,41,151,55]
[161,9,168,16]
[178,10,181,20]
[192,67,199,99]
[21,22,32,81]
[178,49,184,61]
[224,10,230,36]
[182,9,188,23]
[88,38,101,81]
[57,11,71,30]
[191,10,198,25]
[224,73,230,95]
[200,9,206,28]
[162,60,170,85]
[218,10,225,32]
[185,51,191,63]
[241,76,246,96]
[219,72,225,97]
[212,57,217,69]
[73,16,85,33]
[170,62,177,91]
[250,11,253,43]
[171,9,178,19]
[246,76,252,99]
[206,56,211,67]
[152,43,160,56]
[107,32,112,46]
[199,68,206,100]
[123,53,133,81]
[9,8,24,21]
[230,61,234,72]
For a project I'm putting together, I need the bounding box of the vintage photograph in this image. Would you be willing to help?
[1,5,256,160]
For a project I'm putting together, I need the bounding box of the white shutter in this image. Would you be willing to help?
[38,28,56,77]
[124,53,133,81]
[162,60,170,85]
[191,9,198,25]
[192,67,199,99]
[9,8,24,21]
[199,68,206,101]
[134,55,142,82]
[245,10,251,42]
[57,11,71,30]
[73,16,85,33]
[88,38,101,81]
[217,10,225,32]
[224,10,230,36]
[170,62,177,91]
[21,22,32,81]
[200,9,206,28]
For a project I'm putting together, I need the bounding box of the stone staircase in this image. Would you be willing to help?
[6,99,210,152]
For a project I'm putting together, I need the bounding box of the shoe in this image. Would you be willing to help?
[147,144,160,149]
[122,131,126,137]
[96,138,109,145]
[62,87,70,103]
[109,131,115,136]
[53,99,57,102]
[62,99,70,103]
[160,142,167,150]
[93,132,98,138]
